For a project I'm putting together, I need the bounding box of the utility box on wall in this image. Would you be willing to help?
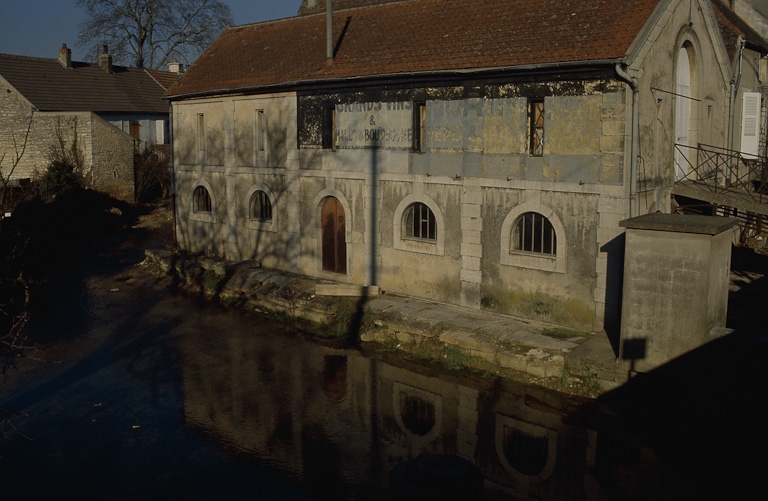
[618,213,737,372]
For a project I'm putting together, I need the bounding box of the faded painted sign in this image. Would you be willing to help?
[336,102,413,148]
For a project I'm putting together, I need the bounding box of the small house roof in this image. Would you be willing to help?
[166,0,662,98]
[0,51,174,114]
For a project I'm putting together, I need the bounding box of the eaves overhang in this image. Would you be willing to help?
[165,57,628,102]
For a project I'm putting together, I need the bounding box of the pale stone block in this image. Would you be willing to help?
[461,203,482,219]
[460,269,482,283]
[462,188,483,205]
[461,242,483,258]
[461,216,483,231]
[462,255,481,271]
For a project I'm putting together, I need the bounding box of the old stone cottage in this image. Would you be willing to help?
[0,45,175,203]
[165,0,763,332]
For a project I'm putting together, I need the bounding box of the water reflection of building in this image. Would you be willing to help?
[179,322,674,499]
[181,327,379,496]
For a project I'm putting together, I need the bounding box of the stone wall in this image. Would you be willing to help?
[0,78,136,202]
[89,114,136,202]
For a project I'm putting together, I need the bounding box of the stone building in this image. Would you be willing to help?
[165,0,746,332]
[0,45,176,202]
[671,1,768,240]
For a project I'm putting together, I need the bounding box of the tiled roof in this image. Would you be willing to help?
[297,0,402,16]
[167,0,661,98]
[712,0,768,57]
[145,68,182,91]
[0,53,171,114]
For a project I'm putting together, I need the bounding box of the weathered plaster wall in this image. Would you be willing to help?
[481,188,599,330]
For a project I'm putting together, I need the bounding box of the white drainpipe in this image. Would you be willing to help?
[728,36,746,182]
[615,64,640,218]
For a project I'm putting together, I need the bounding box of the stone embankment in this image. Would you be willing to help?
[143,249,629,397]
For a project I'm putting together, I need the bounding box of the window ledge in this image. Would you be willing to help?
[191,211,214,223]
[395,237,443,256]
[501,251,564,273]
[246,218,276,232]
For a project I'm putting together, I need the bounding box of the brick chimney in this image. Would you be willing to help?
[99,44,113,73]
[58,44,72,69]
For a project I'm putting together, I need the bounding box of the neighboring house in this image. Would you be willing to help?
[165,0,746,332]
[0,44,176,202]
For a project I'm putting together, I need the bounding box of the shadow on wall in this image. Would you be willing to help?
[598,233,625,356]
[346,139,380,346]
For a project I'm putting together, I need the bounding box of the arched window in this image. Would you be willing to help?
[513,212,556,255]
[249,190,272,221]
[193,185,212,213]
[403,202,436,241]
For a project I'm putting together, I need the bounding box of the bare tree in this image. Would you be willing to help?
[76,0,233,69]
[0,111,34,214]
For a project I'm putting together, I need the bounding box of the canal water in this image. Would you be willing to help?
[0,217,764,500]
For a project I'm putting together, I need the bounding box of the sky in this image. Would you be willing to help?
[0,0,303,62]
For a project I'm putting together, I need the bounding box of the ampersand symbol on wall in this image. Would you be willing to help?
[369,115,376,126]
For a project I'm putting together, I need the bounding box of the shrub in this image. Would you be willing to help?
[134,146,171,203]
[38,118,84,201]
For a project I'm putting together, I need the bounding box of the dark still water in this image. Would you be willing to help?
[1,236,765,500]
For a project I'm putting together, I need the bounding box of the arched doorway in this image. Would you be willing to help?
[321,197,346,274]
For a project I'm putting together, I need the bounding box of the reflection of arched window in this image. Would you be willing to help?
[503,426,549,476]
[249,190,272,221]
[403,202,436,241]
[513,212,556,255]
[399,392,435,437]
[193,185,211,213]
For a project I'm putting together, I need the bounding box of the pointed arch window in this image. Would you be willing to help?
[193,185,212,214]
[249,190,272,221]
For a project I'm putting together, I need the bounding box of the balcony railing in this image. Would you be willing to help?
[674,143,768,205]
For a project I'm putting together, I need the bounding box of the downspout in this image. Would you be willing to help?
[728,36,746,176]
[615,64,640,217]
[169,102,178,247]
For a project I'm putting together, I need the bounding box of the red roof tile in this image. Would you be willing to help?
[167,0,661,98]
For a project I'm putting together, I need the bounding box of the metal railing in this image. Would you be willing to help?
[674,143,768,204]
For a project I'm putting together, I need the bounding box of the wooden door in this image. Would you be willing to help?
[129,120,141,152]
[321,197,346,274]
